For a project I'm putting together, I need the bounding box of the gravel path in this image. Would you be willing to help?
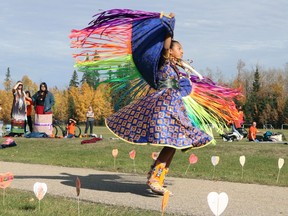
[2,161,288,216]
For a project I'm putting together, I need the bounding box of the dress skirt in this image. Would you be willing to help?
[106,87,212,150]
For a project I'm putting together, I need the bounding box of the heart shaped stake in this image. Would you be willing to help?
[277,158,285,183]
[211,156,220,179]
[185,153,198,175]
[33,182,47,201]
[129,150,136,160]
[151,152,160,161]
[76,177,81,216]
[207,192,229,216]
[129,150,136,173]
[239,155,246,179]
[211,156,220,166]
[112,149,118,158]
[0,172,14,189]
[33,182,47,211]
[112,149,119,170]
[0,172,14,205]
[161,190,170,216]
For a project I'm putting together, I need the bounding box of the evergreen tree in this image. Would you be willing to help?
[69,70,79,87]
[3,67,12,91]
[80,71,100,90]
[80,51,100,89]
[244,66,261,125]
[252,66,260,92]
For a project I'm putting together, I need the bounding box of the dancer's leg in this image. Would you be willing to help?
[147,147,175,195]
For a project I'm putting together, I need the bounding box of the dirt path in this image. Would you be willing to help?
[2,161,287,215]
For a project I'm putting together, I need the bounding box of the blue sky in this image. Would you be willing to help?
[0,0,287,90]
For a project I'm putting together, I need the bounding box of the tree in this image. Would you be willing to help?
[3,67,12,91]
[50,88,69,121]
[244,66,262,125]
[69,70,79,88]
[283,98,288,123]
[80,51,101,89]
[80,71,100,89]
[252,66,261,92]
[21,75,38,93]
[0,90,13,123]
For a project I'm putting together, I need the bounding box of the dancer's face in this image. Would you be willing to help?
[170,42,183,60]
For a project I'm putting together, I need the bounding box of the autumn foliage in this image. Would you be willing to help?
[0,75,114,125]
[1,64,288,129]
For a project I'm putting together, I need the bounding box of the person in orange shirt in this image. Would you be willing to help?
[248,121,260,141]
[234,106,244,129]
[25,91,34,133]
[66,118,77,138]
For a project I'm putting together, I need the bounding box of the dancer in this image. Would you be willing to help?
[70,9,242,195]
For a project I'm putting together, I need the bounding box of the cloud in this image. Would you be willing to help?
[230,40,288,51]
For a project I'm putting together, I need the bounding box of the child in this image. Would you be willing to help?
[66,118,77,138]
[25,91,34,133]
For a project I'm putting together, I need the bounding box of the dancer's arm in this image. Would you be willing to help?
[162,13,175,59]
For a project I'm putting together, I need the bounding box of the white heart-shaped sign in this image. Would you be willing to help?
[211,156,220,166]
[239,155,246,167]
[33,182,47,201]
[207,192,229,216]
[278,158,284,169]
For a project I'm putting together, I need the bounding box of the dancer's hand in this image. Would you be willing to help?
[169,13,175,18]
[161,12,175,19]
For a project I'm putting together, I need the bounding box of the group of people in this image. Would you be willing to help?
[66,106,95,138]
[11,81,55,135]
[10,81,96,138]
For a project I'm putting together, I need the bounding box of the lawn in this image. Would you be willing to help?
[1,127,288,215]
[1,127,288,186]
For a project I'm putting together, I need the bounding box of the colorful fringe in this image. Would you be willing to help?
[182,75,243,136]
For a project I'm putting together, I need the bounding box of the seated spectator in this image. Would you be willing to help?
[66,118,77,138]
[248,121,260,142]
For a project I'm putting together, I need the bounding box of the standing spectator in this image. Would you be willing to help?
[11,81,26,135]
[248,121,260,142]
[24,91,33,133]
[32,82,55,114]
[84,105,94,137]
[32,82,55,135]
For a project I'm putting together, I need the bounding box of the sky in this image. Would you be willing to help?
[0,0,287,90]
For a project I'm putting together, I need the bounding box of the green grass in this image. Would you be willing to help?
[1,127,288,215]
[1,127,288,186]
[0,188,174,216]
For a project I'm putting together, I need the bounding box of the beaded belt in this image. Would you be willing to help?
[157,79,179,90]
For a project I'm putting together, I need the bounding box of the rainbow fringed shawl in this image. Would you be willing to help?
[70,9,243,137]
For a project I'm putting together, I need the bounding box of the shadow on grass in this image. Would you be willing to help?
[15,173,159,198]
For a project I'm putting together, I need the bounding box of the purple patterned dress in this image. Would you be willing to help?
[106,59,212,150]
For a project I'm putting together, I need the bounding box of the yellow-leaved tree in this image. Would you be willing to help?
[0,90,13,123]
[21,75,38,94]
[91,83,113,124]
[69,82,113,124]
[51,87,69,121]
